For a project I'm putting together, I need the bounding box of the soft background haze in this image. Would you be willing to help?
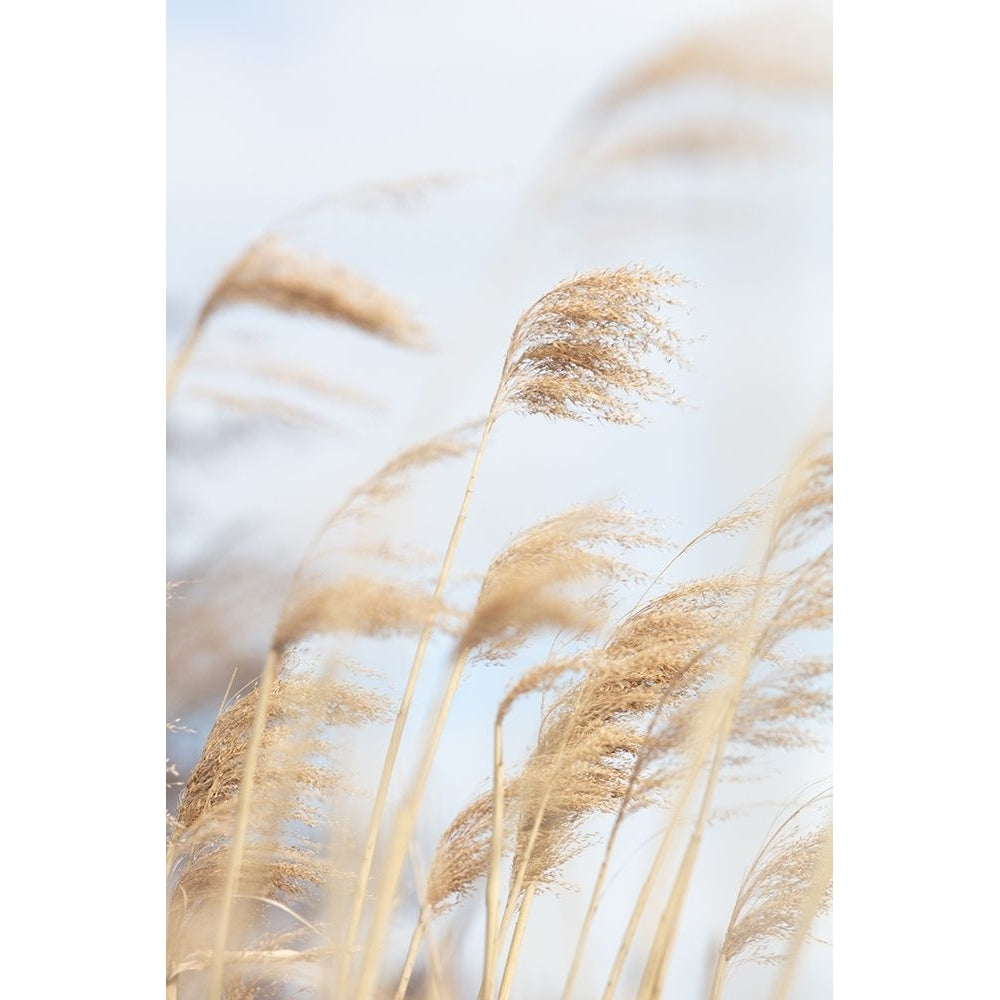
[167,1,832,996]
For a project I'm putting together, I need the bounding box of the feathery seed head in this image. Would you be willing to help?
[499,267,687,425]
[463,504,657,662]
[198,236,429,349]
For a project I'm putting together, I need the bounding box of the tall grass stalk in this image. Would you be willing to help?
[207,649,279,1000]
[336,412,497,999]
[636,729,727,1000]
[559,500,766,1000]
[346,267,683,1000]
[354,643,476,1000]
[599,706,720,1000]
[480,716,506,1000]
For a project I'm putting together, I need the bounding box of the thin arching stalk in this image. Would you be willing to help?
[622,445,828,999]
[207,649,279,1000]
[600,729,713,1000]
[561,498,768,1000]
[626,615,767,999]
[342,268,683,996]
[496,882,537,1000]
[707,955,728,1000]
[560,644,725,1000]
[346,266,681,997]
[559,776,634,1000]
[479,716,506,1000]
[393,905,431,1000]
[354,644,474,1000]
[336,414,495,998]
[393,840,450,1000]
[637,729,727,1000]
[487,686,592,988]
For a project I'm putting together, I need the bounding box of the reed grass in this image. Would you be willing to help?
[167,252,831,998]
[167,12,830,995]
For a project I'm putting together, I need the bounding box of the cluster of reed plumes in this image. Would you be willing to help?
[166,221,831,1000]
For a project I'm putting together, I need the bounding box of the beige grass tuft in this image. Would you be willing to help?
[195,236,428,348]
[709,793,833,999]
[463,504,657,662]
[499,267,686,425]
[167,235,428,399]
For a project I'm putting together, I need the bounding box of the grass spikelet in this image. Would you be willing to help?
[698,485,773,541]
[514,720,648,887]
[709,793,832,1000]
[426,677,642,916]
[497,654,592,723]
[197,236,428,348]
[167,235,428,398]
[518,575,752,842]
[591,5,832,122]
[463,504,656,662]
[182,385,341,430]
[595,122,783,173]
[769,438,833,558]
[425,791,499,917]
[731,656,832,751]
[267,423,479,665]
[499,267,686,425]
[538,6,830,207]
[167,671,390,991]
[332,421,482,527]
[605,574,755,684]
[272,575,462,654]
[172,671,387,842]
[757,546,832,660]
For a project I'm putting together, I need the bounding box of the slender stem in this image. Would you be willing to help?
[631,487,791,1000]
[637,729,727,1000]
[337,415,495,997]
[354,645,472,1000]
[338,290,545,995]
[707,954,728,1000]
[562,642,727,1000]
[490,659,606,979]
[393,906,430,1000]
[496,882,536,1000]
[207,649,279,1000]
[424,915,449,1000]
[171,945,342,980]
[563,513,763,1000]
[559,732,663,1000]
[478,717,506,1000]
[489,769,553,973]
[600,773,695,1000]
[559,798,624,1000]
